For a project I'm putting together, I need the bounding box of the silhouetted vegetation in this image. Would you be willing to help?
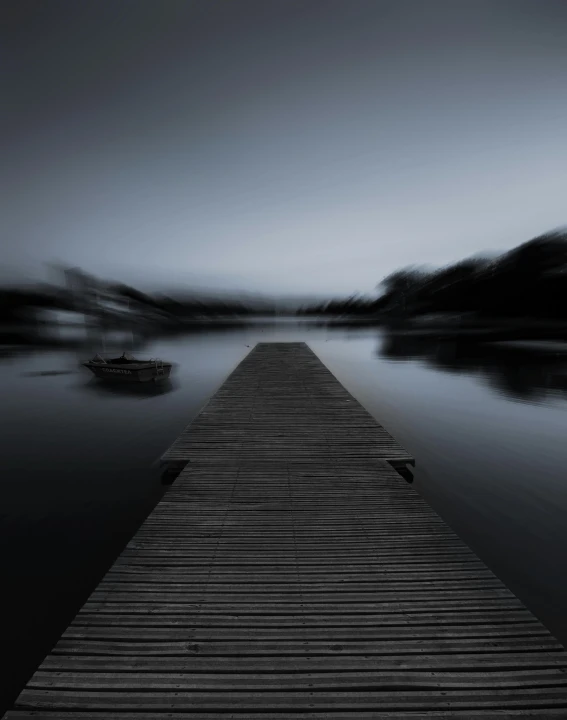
[0,286,74,343]
[299,230,567,326]
[3,231,567,346]
[0,287,71,323]
[297,294,376,316]
[0,268,276,347]
[109,284,259,320]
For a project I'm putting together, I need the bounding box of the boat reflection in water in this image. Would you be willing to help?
[80,375,178,398]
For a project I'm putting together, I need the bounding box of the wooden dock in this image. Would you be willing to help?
[160,342,415,475]
[5,342,567,718]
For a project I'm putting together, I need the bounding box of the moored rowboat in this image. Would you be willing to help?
[83,352,174,383]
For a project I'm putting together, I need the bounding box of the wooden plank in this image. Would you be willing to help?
[115,557,486,565]
[73,611,537,626]
[38,653,567,671]
[103,570,497,581]
[5,342,567,718]
[62,623,548,640]
[26,669,567,690]
[7,711,567,720]
[88,591,520,603]
[52,638,563,655]
[13,687,567,711]
[81,599,528,613]
[81,600,530,613]
[101,579,503,590]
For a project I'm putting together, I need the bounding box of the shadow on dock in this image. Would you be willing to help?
[389,462,414,483]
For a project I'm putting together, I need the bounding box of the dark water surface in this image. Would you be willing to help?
[1,321,567,710]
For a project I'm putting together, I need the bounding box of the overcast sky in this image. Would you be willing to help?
[5,0,567,295]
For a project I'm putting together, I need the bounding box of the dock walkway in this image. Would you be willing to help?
[5,343,567,718]
[160,342,415,473]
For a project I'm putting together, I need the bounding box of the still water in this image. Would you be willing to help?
[1,320,567,709]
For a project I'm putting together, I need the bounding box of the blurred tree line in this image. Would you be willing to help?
[299,230,567,321]
[108,284,256,322]
[0,286,73,325]
[0,271,267,338]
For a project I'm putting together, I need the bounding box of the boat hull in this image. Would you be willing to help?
[84,364,173,383]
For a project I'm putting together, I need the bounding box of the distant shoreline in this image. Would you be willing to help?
[3,314,567,351]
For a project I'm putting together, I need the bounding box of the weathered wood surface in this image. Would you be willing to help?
[5,343,567,718]
[160,342,415,470]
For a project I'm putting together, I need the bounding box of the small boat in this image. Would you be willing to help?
[83,352,174,383]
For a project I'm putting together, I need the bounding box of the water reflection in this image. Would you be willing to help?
[379,333,567,403]
[22,369,76,377]
[77,377,178,398]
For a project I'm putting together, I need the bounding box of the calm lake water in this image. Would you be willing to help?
[1,320,567,710]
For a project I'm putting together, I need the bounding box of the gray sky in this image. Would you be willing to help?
[5,0,567,295]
